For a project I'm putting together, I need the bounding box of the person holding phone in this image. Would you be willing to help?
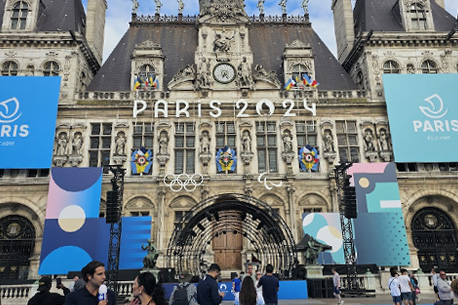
[27,276,70,305]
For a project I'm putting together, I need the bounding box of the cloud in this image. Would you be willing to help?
[82,0,457,63]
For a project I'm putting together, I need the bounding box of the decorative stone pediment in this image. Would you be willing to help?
[253,65,281,89]
[200,0,248,22]
[168,65,196,89]
[286,40,310,49]
[126,197,155,210]
[135,40,162,50]
[169,195,198,208]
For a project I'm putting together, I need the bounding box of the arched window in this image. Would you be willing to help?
[10,1,28,30]
[0,215,36,279]
[43,61,59,76]
[383,60,400,74]
[291,63,310,82]
[421,60,438,74]
[1,61,18,76]
[139,64,155,80]
[136,64,157,90]
[410,3,427,30]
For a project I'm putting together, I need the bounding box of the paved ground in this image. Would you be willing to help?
[222,294,439,305]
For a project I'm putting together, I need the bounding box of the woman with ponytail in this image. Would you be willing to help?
[129,272,166,305]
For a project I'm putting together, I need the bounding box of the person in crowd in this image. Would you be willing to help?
[197,263,225,305]
[232,272,242,302]
[65,261,115,305]
[257,264,279,305]
[255,271,263,294]
[388,270,401,305]
[242,263,256,284]
[68,276,79,292]
[28,276,70,305]
[169,272,197,305]
[128,271,166,305]
[235,277,264,305]
[332,268,343,305]
[398,269,414,305]
[432,268,440,301]
[410,273,419,305]
[437,270,454,305]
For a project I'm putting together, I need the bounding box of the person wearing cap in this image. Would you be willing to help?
[27,276,70,305]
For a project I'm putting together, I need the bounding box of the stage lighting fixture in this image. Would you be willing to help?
[106,190,120,224]
[197,223,205,231]
[267,228,275,235]
[233,230,237,235]
[205,211,212,222]
[241,212,247,221]
[343,176,357,219]
[214,212,220,221]
[256,222,264,230]
[202,250,205,254]
[222,230,226,234]
[243,232,248,237]
[190,230,197,237]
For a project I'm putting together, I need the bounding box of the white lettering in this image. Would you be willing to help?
[1,125,11,137]
[176,100,190,118]
[209,100,222,118]
[282,100,296,117]
[434,120,444,132]
[303,99,317,116]
[19,125,29,137]
[154,100,168,118]
[133,100,147,118]
[413,121,422,132]
[423,121,434,132]
[256,99,275,116]
[236,100,249,118]
[451,120,458,131]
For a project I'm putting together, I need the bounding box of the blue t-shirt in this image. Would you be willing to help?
[233,278,241,292]
[257,275,279,303]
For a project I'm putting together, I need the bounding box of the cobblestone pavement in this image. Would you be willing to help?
[222,294,439,305]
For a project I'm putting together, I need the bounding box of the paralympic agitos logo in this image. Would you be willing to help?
[413,94,458,133]
[0,97,29,138]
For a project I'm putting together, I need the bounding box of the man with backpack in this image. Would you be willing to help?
[169,273,197,305]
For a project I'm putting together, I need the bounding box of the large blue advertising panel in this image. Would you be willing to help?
[0,76,60,168]
[383,74,458,162]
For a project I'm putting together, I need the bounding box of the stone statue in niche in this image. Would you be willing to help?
[56,132,68,156]
[200,130,210,154]
[115,132,126,156]
[323,129,335,153]
[237,57,253,88]
[158,131,169,155]
[364,129,376,152]
[378,128,390,151]
[282,130,293,153]
[196,58,211,89]
[241,130,252,154]
[72,132,83,155]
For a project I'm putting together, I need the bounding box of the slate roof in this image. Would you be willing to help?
[0,0,86,34]
[353,0,457,34]
[88,20,357,92]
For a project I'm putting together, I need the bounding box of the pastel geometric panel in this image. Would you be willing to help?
[46,167,103,220]
[119,216,152,270]
[302,213,345,264]
[353,212,410,266]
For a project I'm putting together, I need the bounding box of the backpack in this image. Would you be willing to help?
[172,284,192,305]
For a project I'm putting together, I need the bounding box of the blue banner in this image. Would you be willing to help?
[383,74,458,162]
[0,76,60,168]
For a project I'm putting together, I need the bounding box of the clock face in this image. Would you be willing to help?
[213,63,236,84]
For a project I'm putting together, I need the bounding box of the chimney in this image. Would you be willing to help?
[332,0,355,64]
[86,0,107,65]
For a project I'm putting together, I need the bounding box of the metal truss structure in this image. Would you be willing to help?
[166,193,297,277]
[334,162,360,293]
[106,165,126,292]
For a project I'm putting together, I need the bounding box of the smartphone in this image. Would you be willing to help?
[56,277,62,287]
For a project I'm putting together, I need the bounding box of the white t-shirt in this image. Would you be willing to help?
[388,277,401,297]
[398,274,411,293]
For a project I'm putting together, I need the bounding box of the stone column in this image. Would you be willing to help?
[287,186,297,241]
[156,187,166,251]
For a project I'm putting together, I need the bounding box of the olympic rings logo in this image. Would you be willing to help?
[163,173,204,192]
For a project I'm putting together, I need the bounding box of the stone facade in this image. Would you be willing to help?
[0,0,457,280]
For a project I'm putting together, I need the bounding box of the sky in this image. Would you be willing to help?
[82,0,458,63]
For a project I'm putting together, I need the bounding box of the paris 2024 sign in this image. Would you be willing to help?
[383,74,458,162]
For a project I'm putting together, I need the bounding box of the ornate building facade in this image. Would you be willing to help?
[0,0,457,280]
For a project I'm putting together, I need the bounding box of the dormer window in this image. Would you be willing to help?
[10,1,28,30]
[291,64,310,81]
[43,61,59,76]
[383,60,400,74]
[134,64,158,91]
[421,60,438,74]
[409,3,427,30]
[2,61,18,76]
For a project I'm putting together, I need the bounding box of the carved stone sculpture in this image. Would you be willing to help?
[56,132,68,156]
[158,131,169,155]
[279,0,287,14]
[177,0,184,14]
[155,0,162,14]
[301,234,332,265]
[132,0,139,14]
[237,57,253,88]
[282,130,293,153]
[241,130,252,154]
[301,0,309,14]
[323,129,335,153]
[72,132,83,155]
[257,0,265,14]
[114,132,126,156]
[142,239,159,269]
[363,129,376,152]
[200,130,210,154]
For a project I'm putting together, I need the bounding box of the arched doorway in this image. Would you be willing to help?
[412,207,458,272]
[0,215,36,279]
[167,194,297,277]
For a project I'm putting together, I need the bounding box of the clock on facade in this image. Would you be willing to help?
[213,63,236,84]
